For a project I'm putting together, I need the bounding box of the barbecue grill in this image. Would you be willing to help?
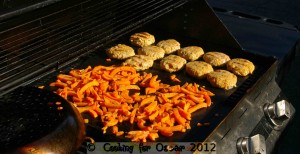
[0,0,298,153]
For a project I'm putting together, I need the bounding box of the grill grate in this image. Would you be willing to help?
[0,0,188,95]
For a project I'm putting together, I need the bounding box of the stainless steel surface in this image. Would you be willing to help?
[237,134,266,154]
[237,137,250,154]
[205,64,296,153]
[250,134,266,154]
[276,100,291,120]
[264,100,291,130]
[206,1,300,153]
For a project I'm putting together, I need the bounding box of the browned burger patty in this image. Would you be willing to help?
[227,58,255,76]
[137,45,165,60]
[106,44,135,60]
[160,55,187,72]
[203,52,230,67]
[185,61,213,79]
[130,32,155,47]
[207,70,237,90]
[122,55,154,71]
[177,46,204,61]
[157,39,180,54]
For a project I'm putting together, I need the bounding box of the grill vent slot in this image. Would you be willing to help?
[224,67,264,105]
[0,0,188,94]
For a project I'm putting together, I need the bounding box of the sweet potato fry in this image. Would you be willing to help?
[118,85,140,91]
[178,107,191,120]
[200,87,215,96]
[148,132,159,141]
[57,74,75,82]
[116,131,124,136]
[149,75,159,89]
[88,109,98,118]
[110,66,136,77]
[50,64,214,142]
[159,93,171,103]
[171,93,185,102]
[183,102,191,112]
[149,110,159,121]
[156,127,173,137]
[137,120,152,131]
[171,125,184,132]
[160,112,170,123]
[204,94,212,106]
[50,82,68,88]
[115,80,131,85]
[112,126,118,134]
[126,131,149,142]
[188,103,208,113]
[144,101,157,114]
[104,118,118,127]
[168,85,181,93]
[79,80,99,95]
[163,93,179,98]
[180,87,197,95]
[140,96,156,107]
[139,73,152,87]
[170,74,181,82]
[186,94,205,104]
[173,108,186,125]
[103,100,122,109]
[145,87,156,94]
[130,108,137,124]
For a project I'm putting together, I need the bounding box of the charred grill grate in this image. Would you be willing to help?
[0,0,188,95]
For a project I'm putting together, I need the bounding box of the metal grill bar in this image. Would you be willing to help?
[0,0,188,94]
[0,0,116,53]
[0,0,132,69]
[0,0,170,76]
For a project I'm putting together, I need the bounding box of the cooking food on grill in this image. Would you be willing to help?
[156,39,180,54]
[227,58,255,76]
[160,55,187,72]
[130,32,155,47]
[106,44,135,60]
[186,61,214,79]
[170,74,181,82]
[177,46,204,61]
[207,70,237,90]
[49,65,214,142]
[137,45,165,60]
[122,55,154,71]
[203,51,231,67]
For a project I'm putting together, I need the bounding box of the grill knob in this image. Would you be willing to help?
[236,134,266,154]
[263,100,291,130]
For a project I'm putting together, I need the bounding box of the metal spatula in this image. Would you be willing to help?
[0,86,85,153]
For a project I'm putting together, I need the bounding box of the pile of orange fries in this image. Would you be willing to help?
[50,65,214,142]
